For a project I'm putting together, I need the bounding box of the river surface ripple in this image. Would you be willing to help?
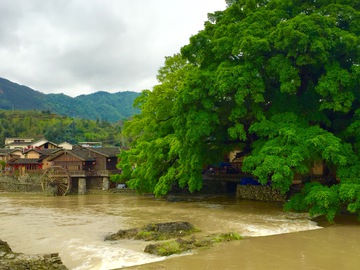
[1,193,357,270]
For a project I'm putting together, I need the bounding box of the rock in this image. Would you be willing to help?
[143,243,159,255]
[0,238,68,270]
[105,228,139,241]
[106,222,242,257]
[105,221,196,241]
[143,232,242,256]
[0,239,12,253]
[143,221,194,234]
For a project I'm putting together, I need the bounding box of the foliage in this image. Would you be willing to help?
[284,182,341,222]
[146,238,207,256]
[241,113,350,193]
[155,240,183,256]
[0,110,123,147]
[211,232,243,242]
[0,77,140,122]
[118,0,360,221]
[0,160,5,170]
[144,232,242,256]
[118,54,193,196]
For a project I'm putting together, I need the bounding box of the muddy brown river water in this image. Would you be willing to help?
[0,193,359,270]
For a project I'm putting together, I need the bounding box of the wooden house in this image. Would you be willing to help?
[47,147,96,172]
[47,146,120,172]
[46,146,121,193]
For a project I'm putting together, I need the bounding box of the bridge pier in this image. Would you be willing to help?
[78,178,87,195]
[102,177,109,190]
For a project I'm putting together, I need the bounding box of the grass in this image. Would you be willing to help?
[211,232,243,243]
[144,232,243,256]
[157,240,183,256]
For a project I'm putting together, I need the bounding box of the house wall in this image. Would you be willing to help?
[106,157,118,170]
[228,150,242,162]
[52,154,84,171]
[10,151,24,158]
[58,142,73,150]
[5,138,33,145]
[42,157,54,170]
[88,152,107,171]
[38,143,58,149]
[25,151,40,159]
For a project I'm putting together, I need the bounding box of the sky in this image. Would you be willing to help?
[0,0,227,97]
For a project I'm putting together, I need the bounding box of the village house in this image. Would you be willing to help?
[4,138,33,149]
[28,138,60,150]
[1,136,121,194]
[5,148,62,175]
[58,141,73,150]
[1,138,71,174]
[46,145,121,192]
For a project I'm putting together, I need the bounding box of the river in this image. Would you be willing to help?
[0,193,359,270]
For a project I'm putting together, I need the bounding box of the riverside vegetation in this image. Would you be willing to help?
[117,0,360,222]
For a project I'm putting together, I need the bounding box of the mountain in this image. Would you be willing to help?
[0,77,140,122]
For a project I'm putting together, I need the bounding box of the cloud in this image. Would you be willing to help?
[0,0,226,97]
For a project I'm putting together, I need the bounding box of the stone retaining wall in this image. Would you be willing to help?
[0,175,42,193]
[236,185,286,202]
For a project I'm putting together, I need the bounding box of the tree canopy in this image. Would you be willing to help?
[118,0,360,221]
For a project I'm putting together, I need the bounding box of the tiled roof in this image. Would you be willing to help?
[31,138,59,147]
[7,158,41,165]
[47,146,120,161]
[87,147,120,157]
[23,148,61,158]
[70,148,96,161]
[48,148,95,162]
[38,148,62,156]
[5,142,31,146]
[0,148,14,155]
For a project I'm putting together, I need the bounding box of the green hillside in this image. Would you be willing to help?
[0,78,47,110]
[0,77,140,122]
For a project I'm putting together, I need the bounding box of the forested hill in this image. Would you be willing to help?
[0,77,140,122]
[0,110,126,147]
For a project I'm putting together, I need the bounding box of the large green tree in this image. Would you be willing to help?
[119,0,360,221]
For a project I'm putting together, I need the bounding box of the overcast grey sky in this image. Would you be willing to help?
[0,0,226,97]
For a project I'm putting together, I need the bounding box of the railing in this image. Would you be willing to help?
[67,169,122,177]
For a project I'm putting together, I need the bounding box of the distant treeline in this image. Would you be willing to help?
[0,110,125,147]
